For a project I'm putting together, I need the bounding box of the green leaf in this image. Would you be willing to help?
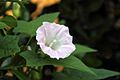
[0,22,8,29]
[0,16,17,27]
[29,12,59,28]
[13,12,59,36]
[53,68,94,80]
[19,51,95,75]
[12,69,27,80]
[13,21,31,35]
[91,68,120,79]
[0,35,20,58]
[73,44,97,58]
[53,68,120,80]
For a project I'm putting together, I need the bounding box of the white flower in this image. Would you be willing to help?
[36,22,75,59]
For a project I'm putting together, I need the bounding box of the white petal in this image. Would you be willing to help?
[56,44,76,59]
[56,25,70,38]
[38,42,59,59]
[36,25,46,43]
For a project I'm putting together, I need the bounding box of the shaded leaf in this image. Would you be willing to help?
[53,72,80,80]
[20,7,30,21]
[0,35,20,58]
[82,54,102,67]
[0,16,17,27]
[12,69,27,80]
[0,22,8,29]
[53,68,120,80]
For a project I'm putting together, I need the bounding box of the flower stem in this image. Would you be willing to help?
[26,36,32,46]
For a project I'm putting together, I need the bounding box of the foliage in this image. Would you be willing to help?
[53,68,120,80]
[13,12,59,36]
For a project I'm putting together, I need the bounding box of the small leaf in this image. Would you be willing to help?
[19,51,95,75]
[0,22,8,29]
[14,12,59,36]
[0,16,17,27]
[0,35,20,58]
[73,44,97,58]
[74,44,96,53]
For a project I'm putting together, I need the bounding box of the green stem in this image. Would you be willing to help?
[26,36,32,46]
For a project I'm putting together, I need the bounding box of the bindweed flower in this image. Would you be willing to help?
[36,22,75,60]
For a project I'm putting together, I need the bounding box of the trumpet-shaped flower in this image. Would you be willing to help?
[36,22,75,59]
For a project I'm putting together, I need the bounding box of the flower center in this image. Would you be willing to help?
[49,39,57,48]
[46,39,61,50]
